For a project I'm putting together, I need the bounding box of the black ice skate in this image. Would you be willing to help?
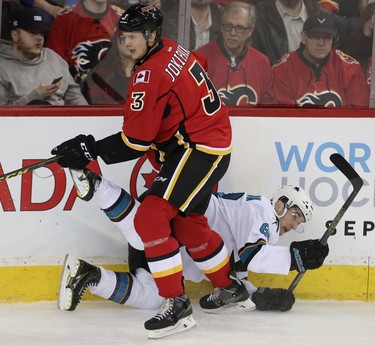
[57,254,101,311]
[199,278,255,313]
[69,168,101,201]
[145,294,196,339]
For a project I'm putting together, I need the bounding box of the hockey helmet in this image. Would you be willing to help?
[118,4,163,34]
[271,185,314,222]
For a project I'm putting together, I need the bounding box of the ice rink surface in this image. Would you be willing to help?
[1,299,374,345]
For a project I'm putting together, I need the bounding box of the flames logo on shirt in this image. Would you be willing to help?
[335,50,359,65]
[218,85,257,106]
[297,90,343,107]
[72,39,112,73]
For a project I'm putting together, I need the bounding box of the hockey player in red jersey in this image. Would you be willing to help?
[273,11,369,107]
[51,4,253,339]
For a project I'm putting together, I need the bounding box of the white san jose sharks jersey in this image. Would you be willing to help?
[180,192,292,286]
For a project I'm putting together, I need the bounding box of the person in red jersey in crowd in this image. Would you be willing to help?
[273,11,369,106]
[198,1,274,105]
[46,0,123,85]
[51,4,254,340]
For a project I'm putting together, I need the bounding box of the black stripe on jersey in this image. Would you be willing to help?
[187,240,225,263]
[146,247,181,262]
[96,132,146,164]
[238,238,267,269]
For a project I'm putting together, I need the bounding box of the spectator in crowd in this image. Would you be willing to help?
[252,0,321,65]
[198,1,274,105]
[164,0,222,50]
[82,30,134,104]
[46,0,123,85]
[272,11,369,107]
[58,169,327,314]
[318,0,364,51]
[0,8,87,105]
[346,1,375,74]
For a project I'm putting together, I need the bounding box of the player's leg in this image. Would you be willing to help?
[69,168,144,250]
[58,254,163,311]
[134,195,195,338]
[173,212,255,313]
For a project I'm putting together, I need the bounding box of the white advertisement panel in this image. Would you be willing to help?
[0,116,373,266]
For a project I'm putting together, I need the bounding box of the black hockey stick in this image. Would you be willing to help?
[287,153,363,293]
[0,156,61,182]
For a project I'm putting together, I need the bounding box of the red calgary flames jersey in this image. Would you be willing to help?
[272,49,369,107]
[46,4,123,74]
[122,38,232,158]
[198,39,274,105]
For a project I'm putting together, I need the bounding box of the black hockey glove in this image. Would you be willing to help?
[290,239,329,273]
[51,134,98,169]
[251,287,295,312]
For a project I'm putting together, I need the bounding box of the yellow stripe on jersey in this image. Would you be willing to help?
[238,239,267,257]
[121,132,150,152]
[163,148,193,200]
[194,244,230,274]
[148,251,183,278]
[180,155,222,212]
[175,131,190,149]
[196,255,230,274]
[151,264,183,279]
[196,144,232,155]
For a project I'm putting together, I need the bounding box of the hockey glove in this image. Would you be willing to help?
[290,239,329,273]
[51,134,98,169]
[251,287,295,312]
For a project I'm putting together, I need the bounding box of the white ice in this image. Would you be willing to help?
[0,300,374,345]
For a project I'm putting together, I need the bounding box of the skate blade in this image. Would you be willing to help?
[147,315,197,339]
[203,298,256,314]
[57,254,77,311]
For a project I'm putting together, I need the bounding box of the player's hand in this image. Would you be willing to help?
[51,134,97,169]
[290,239,329,273]
[251,287,295,312]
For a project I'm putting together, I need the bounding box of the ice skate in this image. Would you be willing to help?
[57,254,101,311]
[145,294,196,339]
[199,278,255,313]
[69,168,101,201]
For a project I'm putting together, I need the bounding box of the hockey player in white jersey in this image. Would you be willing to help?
[58,169,328,330]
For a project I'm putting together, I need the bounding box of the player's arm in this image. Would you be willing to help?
[51,132,151,169]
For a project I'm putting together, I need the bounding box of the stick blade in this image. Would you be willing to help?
[329,153,363,190]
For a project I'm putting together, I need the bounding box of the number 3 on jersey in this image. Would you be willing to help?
[189,61,221,115]
[130,92,145,111]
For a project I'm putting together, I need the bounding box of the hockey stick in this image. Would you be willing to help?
[0,156,61,182]
[287,153,363,293]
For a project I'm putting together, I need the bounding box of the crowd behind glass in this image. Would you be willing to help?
[0,0,373,107]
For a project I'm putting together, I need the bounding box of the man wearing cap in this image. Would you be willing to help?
[0,7,87,105]
[272,11,369,107]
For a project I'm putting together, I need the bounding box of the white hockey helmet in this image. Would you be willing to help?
[271,185,314,222]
